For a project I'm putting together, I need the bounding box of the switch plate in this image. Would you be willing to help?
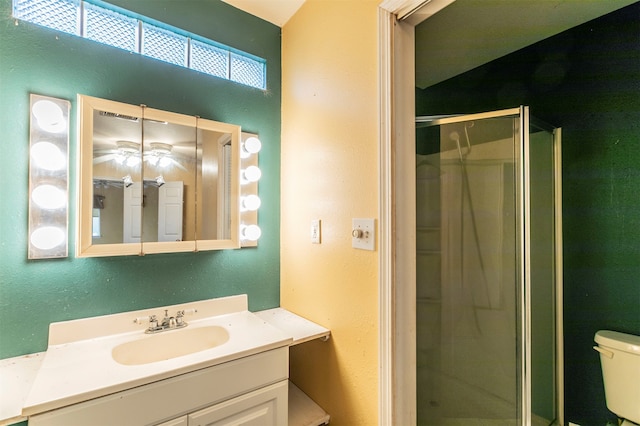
[352,218,375,250]
[311,219,321,244]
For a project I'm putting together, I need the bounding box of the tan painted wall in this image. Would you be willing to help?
[281,0,380,424]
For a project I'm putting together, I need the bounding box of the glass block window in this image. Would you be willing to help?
[230,53,265,89]
[191,39,229,79]
[141,23,188,67]
[12,0,267,90]
[83,3,137,52]
[13,0,79,36]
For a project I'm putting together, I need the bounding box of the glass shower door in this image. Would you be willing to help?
[415,107,559,425]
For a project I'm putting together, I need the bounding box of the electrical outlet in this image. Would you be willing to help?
[352,218,375,250]
[311,219,321,244]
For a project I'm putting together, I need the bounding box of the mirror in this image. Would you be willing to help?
[77,95,240,257]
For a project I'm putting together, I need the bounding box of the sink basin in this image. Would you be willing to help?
[112,326,230,366]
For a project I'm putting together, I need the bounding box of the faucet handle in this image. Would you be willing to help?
[176,310,185,326]
[134,315,157,325]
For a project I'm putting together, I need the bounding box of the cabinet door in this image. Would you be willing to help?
[157,415,188,426]
[188,380,287,426]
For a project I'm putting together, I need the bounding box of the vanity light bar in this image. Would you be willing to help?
[28,94,71,259]
[240,133,261,247]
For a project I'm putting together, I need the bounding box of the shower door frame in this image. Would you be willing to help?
[414,107,564,425]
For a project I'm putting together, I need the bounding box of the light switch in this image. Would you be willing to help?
[352,218,375,250]
[311,219,321,244]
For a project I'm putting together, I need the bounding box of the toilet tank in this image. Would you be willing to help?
[594,330,640,423]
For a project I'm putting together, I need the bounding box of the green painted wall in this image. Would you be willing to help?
[417,3,640,424]
[0,0,281,360]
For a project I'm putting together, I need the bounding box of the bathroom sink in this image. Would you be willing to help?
[112,326,230,366]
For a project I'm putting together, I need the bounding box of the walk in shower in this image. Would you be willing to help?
[415,107,562,425]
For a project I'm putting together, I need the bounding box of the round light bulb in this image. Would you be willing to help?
[242,166,262,183]
[158,157,172,168]
[126,156,141,167]
[32,100,66,133]
[241,137,262,158]
[122,175,133,187]
[241,224,262,241]
[241,195,261,211]
[32,184,66,210]
[30,226,65,250]
[31,142,66,171]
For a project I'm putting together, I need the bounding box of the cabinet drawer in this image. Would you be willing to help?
[188,380,287,426]
[157,416,188,426]
[29,347,288,426]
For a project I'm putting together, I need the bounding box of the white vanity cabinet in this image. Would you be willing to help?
[186,381,286,426]
[155,381,286,426]
[1,298,330,426]
[29,347,288,426]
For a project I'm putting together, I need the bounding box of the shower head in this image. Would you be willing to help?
[449,123,472,161]
[450,130,466,161]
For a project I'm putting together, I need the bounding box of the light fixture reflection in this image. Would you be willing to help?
[122,174,134,188]
[125,155,141,167]
[113,140,140,167]
[146,142,173,168]
[158,156,172,168]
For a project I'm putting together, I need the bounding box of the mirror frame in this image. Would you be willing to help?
[77,94,240,257]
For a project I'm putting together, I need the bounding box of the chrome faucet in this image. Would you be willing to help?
[160,310,175,328]
[144,309,188,334]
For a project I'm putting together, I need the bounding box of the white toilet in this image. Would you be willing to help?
[594,330,640,426]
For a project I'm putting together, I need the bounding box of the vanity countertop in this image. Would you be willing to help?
[21,311,291,417]
[0,352,45,425]
[255,307,330,345]
[0,296,330,426]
